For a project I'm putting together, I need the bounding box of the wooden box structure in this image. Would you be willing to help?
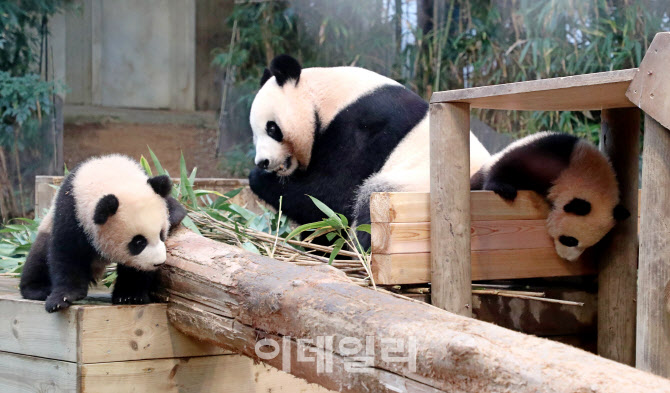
[420,31,670,377]
[0,281,331,393]
[370,191,596,285]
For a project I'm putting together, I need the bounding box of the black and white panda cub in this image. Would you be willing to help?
[248,55,490,248]
[20,155,186,312]
[471,131,630,261]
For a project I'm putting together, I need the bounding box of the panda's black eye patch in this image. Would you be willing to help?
[563,198,591,216]
[559,235,579,247]
[128,235,147,256]
[266,121,283,142]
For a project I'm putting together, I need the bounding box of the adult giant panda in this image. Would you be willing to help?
[248,55,490,248]
[471,131,630,261]
[20,155,186,312]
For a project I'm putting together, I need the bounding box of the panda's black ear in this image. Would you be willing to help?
[270,54,301,86]
[166,196,187,232]
[148,175,172,198]
[564,198,591,216]
[94,194,119,225]
[260,68,273,87]
[613,204,631,221]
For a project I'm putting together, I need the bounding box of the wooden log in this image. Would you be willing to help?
[597,108,640,365]
[371,249,595,285]
[626,32,670,130]
[432,69,636,111]
[637,115,670,376]
[159,230,670,393]
[429,102,471,315]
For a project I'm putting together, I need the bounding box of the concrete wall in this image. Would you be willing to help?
[52,0,197,110]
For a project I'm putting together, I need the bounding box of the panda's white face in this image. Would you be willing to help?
[249,78,313,177]
[96,193,171,271]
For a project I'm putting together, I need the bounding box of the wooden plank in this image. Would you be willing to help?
[371,191,550,223]
[636,115,670,377]
[597,108,639,365]
[370,192,430,223]
[0,351,78,393]
[430,102,471,315]
[431,69,636,111]
[80,355,334,393]
[372,220,553,254]
[626,32,670,130]
[79,304,227,364]
[372,249,595,285]
[0,295,79,362]
[0,294,226,364]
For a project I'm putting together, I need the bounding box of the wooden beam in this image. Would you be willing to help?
[626,32,670,130]
[637,115,670,376]
[159,230,670,393]
[371,249,595,285]
[370,191,550,224]
[597,108,640,365]
[430,102,471,315]
[79,354,333,393]
[372,220,553,254]
[431,69,636,111]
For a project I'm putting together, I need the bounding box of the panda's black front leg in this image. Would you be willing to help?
[484,180,518,201]
[45,249,91,313]
[112,264,156,305]
[248,167,283,211]
[353,201,372,252]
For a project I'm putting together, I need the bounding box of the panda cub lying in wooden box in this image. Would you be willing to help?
[471,131,631,261]
[20,155,186,312]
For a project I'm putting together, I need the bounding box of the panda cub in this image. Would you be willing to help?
[471,131,630,261]
[20,155,186,312]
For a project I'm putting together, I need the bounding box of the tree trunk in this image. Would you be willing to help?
[158,229,670,393]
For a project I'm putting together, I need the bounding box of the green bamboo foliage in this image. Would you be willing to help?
[214,0,668,142]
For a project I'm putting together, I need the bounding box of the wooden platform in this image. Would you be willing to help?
[370,191,597,285]
[0,278,332,393]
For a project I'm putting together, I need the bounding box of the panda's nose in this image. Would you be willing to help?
[257,159,270,170]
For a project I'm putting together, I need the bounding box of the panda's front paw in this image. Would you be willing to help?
[112,288,151,305]
[45,290,85,313]
[487,182,518,201]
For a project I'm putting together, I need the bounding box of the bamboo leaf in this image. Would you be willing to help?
[181,216,201,235]
[286,221,329,241]
[148,146,166,176]
[140,155,152,176]
[328,238,345,265]
[355,224,371,234]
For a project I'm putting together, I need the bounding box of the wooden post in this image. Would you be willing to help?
[637,115,670,375]
[598,108,640,365]
[429,102,471,315]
